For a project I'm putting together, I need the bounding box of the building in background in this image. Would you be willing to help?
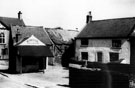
[0,11,25,70]
[45,27,79,65]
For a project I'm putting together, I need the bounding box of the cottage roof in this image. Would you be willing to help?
[11,26,52,45]
[0,17,25,28]
[46,28,79,44]
[77,17,135,38]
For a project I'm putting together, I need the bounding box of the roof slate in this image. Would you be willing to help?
[11,26,52,45]
[77,17,135,38]
[0,17,25,27]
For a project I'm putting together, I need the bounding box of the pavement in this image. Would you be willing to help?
[0,65,69,88]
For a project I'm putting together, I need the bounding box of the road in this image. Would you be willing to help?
[0,65,69,88]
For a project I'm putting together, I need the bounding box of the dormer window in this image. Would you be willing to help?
[81,39,88,46]
[0,32,5,44]
[112,40,121,48]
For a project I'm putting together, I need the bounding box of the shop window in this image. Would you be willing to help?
[81,52,88,60]
[0,33,5,44]
[97,52,103,62]
[110,52,119,62]
[112,40,121,48]
[81,39,88,46]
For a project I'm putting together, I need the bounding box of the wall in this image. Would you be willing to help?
[0,30,9,70]
[75,39,130,64]
[69,65,129,88]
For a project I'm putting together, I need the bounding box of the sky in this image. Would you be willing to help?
[0,0,135,30]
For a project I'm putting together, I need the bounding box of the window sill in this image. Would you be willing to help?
[80,45,88,47]
[111,47,121,49]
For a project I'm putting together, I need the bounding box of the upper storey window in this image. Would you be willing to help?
[0,32,5,44]
[112,40,121,48]
[81,39,88,46]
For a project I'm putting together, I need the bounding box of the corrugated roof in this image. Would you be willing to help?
[11,26,52,45]
[0,17,25,27]
[46,28,79,44]
[77,17,135,38]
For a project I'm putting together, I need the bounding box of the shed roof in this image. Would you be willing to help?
[0,17,25,28]
[77,17,135,38]
[11,26,52,45]
[17,35,46,46]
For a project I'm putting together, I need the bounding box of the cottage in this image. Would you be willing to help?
[75,12,135,65]
[0,11,25,70]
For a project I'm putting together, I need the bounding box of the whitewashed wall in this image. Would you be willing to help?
[0,30,9,59]
[75,39,130,64]
[0,30,9,70]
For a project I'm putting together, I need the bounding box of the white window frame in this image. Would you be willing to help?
[0,32,5,44]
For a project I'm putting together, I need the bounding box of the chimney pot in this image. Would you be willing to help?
[86,11,92,23]
[18,11,22,20]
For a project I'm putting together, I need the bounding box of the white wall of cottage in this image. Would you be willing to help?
[0,30,10,59]
[75,39,130,64]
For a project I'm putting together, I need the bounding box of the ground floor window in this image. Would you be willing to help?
[81,52,88,60]
[109,52,119,62]
[2,48,8,55]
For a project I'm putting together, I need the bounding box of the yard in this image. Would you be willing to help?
[0,65,69,88]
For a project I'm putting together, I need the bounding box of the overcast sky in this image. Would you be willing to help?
[0,0,135,30]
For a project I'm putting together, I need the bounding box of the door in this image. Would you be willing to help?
[97,52,103,62]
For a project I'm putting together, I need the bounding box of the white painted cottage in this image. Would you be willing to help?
[75,12,135,64]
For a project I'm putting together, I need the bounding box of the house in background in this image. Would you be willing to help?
[0,11,25,70]
[11,26,53,73]
[45,27,79,65]
[75,11,135,65]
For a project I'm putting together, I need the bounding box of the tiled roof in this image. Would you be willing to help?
[0,17,25,28]
[77,17,135,38]
[46,28,79,44]
[11,26,52,45]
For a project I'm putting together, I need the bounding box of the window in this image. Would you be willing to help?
[112,40,121,48]
[97,52,103,62]
[0,32,5,44]
[110,52,119,62]
[2,48,8,55]
[81,39,88,46]
[81,52,88,60]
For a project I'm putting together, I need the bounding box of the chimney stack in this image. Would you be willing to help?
[18,11,22,20]
[86,11,92,23]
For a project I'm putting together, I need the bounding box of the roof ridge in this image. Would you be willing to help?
[91,17,135,22]
[0,16,18,19]
[77,17,135,38]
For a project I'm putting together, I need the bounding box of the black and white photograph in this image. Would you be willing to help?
[0,0,134,88]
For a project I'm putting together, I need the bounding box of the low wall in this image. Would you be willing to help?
[69,64,129,88]
[70,61,130,74]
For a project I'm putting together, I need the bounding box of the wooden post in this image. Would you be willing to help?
[46,57,48,70]
[20,57,22,74]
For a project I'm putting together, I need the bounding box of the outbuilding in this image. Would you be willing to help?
[15,35,53,73]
